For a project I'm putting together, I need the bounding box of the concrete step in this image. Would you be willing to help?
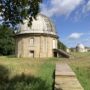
[55,64,75,77]
[55,77,84,90]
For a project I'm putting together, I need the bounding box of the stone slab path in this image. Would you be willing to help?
[55,63,84,90]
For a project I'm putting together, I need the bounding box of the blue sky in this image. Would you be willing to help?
[40,0,90,48]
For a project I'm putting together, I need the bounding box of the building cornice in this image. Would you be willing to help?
[15,33,59,39]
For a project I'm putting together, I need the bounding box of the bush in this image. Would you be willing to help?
[0,25,15,55]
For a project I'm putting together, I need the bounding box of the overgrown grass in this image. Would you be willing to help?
[68,52,90,90]
[0,52,90,90]
[0,57,56,90]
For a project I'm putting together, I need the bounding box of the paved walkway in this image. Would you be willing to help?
[55,64,84,90]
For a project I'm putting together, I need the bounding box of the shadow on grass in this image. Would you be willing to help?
[53,69,63,90]
[6,55,16,58]
[0,65,49,90]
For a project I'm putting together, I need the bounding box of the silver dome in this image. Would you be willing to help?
[76,44,85,49]
[17,14,57,35]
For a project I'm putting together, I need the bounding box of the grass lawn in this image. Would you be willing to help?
[0,52,90,90]
[69,52,90,90]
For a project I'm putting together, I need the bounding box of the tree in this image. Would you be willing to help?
[58,40,67,51]
[0,25,15,55]
[0,0,42,27]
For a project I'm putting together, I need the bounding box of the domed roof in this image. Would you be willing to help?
[76,44,85,49]
[16,14,57,36]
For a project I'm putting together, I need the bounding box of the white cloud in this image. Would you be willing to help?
[68,33,84,39]
[40,0,83,17]
[83,0,90,13]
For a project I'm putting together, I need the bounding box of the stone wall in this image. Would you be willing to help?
[15,34,58,58]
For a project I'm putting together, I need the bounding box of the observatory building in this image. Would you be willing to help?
[15,14,58,58]
[76,44,87,52]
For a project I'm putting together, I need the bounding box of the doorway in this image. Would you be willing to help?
[53,51,57,57]
[29,50,34,58]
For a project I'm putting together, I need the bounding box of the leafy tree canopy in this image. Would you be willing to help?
[0,25,15,55]
[58,40,67,51]
[0,0,42,28]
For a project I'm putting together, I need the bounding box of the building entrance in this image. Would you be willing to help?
[29,50,34,58]
[53,51,57,57]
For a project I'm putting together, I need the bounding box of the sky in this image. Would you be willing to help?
[40,0,90,48]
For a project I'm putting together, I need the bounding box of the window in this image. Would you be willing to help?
[53,39,56,49]
[29,38,34,46]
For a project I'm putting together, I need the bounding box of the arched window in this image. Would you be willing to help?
[29,38,34,46]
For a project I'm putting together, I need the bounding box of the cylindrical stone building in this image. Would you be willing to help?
[15,14,58,58]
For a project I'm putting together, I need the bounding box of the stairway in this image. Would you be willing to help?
[53,49,70,58]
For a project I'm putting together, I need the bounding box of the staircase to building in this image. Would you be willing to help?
[53,49,70,58]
